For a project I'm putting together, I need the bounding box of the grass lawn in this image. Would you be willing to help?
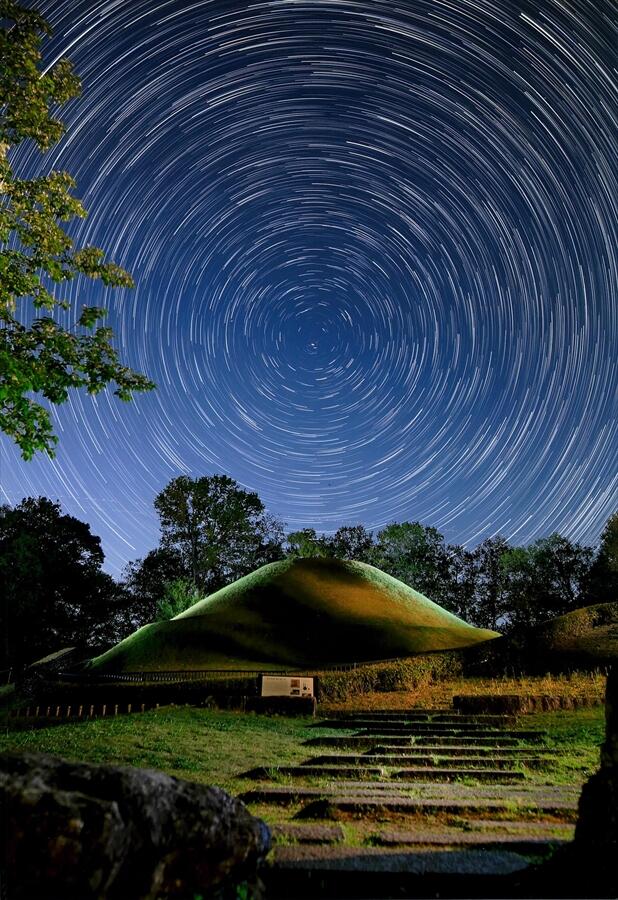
[0,707,342,794]
[0,702,605,792]
[523,706,605,783]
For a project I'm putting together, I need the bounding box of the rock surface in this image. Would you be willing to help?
[574,665,618,850]
[0,751,270,899]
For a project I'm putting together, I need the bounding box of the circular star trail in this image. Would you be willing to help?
[2,0,617,574]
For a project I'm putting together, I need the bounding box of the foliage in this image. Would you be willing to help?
[370,521,453,610]
[153,474,285,594]
[328,524,374,561]
[319,650,462,701]
[317,652,463,702]
[469,536,512,630]
[599,511,618,572]
[445,543,478,624]
[0,1,153,459]
[501,534,594,629]
[587,510,618,603]
[155,577,201,621]
[285,527,330,558]
[286,526,374,561]
[122,547,186,627]
[0,496,123,669]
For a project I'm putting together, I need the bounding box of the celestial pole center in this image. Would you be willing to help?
[2,0,616,575]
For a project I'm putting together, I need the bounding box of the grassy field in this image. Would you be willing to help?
[0,707,337,793]
[89,558,499,673]
[0,695,605,793]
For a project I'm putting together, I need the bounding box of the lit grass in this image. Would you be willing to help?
[320,671,606,712]
[89,558,498,673]
[0,701,604,792]
[533,602,618,659]
[0,706,349,794]
[522,706,605,784]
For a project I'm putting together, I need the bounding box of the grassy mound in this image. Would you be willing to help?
[533,602,618,661]
[89,558,500,673]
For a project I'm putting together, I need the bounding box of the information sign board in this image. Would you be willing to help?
[260,675,314,698]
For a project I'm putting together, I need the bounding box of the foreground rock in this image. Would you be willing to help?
[538,665,618,898]
[1,751,270,899]
[574,664,618,852]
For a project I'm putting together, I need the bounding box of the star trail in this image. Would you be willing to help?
[1,0,616,575]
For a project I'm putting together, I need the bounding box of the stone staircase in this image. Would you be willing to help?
[239,708,580,898]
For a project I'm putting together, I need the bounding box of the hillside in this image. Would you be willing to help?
[533,601,618,660]
[88,558,500,673]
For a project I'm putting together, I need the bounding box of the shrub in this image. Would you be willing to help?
[316,652,462,701]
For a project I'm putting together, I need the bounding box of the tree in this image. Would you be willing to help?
[286,528,331,559]
[472,536,512,630]
[501,534,594,629]
[121,546,186,628]
[0,1,153,459]
[328,524,374,561]
[0,496,118,669]
[599,511,618,573]
[588,511,618,603]
[155,577,201,621]
[446,544,478,624]
[153,474,285,593]
[371,521,453,608]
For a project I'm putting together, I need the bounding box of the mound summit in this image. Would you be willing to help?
[89,558,500,673]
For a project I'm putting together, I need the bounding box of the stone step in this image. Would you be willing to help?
[305,735,414,748]
[243,765,386,780]
[296,795,577,818]
[264,846,534,899]
[322,709,513,718]
[323,713,517,726]
[370,744,551,756]
[325,782,580,799]
[322,720,516,733]
[304,754,546,769]
[271,823,345,845]
[465,818,577,833]
[391,768,527,782]
[414,735,522,746]
[243,764,527,782]
[241,785,579,813]
[370,826,572,849]
[355,726,546,739]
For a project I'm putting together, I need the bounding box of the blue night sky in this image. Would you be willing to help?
[2,0,616,576]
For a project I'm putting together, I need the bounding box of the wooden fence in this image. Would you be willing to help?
[7,701,160,721]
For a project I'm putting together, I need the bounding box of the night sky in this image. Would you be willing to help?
[2,0,616,576]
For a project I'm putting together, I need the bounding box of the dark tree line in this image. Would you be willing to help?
[1,476,616,672]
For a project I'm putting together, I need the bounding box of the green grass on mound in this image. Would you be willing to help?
[89,558,499,673]
[533,601,618,660]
